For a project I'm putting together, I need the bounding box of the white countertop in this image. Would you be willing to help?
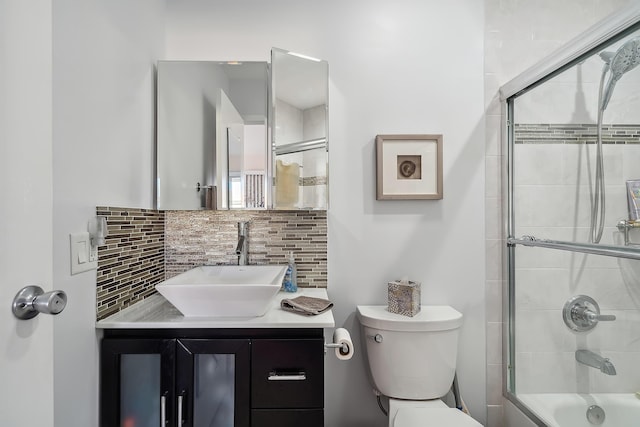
[96,288,335,329]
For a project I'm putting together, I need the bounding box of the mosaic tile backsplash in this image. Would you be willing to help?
[165,210,327,288]
[96,207,165,320]
[96,207,328,320]
[514,123,640,144]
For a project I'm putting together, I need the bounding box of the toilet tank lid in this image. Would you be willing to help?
[356,305,463,332]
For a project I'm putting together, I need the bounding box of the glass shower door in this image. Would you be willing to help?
[504,17,640,426]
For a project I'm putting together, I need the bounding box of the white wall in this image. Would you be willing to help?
[244,124,266,172]
[52,1,164,426]
[45,1,485,426]
[166,1,486,425]
[275,98,304,144]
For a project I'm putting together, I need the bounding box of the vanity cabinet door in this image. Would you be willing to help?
[251,338,324,409]
[176,339,251,427]
[100,338,175,427]
[101,331,325,427]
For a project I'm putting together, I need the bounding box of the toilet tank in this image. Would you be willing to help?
[357,305,463,400]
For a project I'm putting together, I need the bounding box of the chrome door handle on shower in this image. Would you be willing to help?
[575,306,616,323]
[12,285,67,320]
[563,295,615,332]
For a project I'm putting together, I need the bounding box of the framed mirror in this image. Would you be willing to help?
[271,48,329,210]
[157,61,268,210]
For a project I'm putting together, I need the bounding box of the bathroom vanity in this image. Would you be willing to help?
[96,289,334,427]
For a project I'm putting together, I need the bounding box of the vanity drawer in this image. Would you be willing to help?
[251,409,323,427]
[251,338,324,408]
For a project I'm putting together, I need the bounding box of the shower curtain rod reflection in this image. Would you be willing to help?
[508,235,640,260]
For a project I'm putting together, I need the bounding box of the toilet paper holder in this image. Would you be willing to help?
[324,342,349,352]
[324,327,354,360]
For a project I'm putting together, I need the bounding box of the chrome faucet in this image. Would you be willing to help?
[236,221,249,265]
[575,350,616,375]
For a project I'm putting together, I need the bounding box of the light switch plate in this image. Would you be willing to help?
[70,232,97,275]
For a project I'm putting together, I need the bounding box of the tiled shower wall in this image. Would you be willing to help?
[513,125,640,393]
[96,207,165,320]
[483,1,629,425]
[165,210,327,287]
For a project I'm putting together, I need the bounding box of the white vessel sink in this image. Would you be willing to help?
[155,265,287,317]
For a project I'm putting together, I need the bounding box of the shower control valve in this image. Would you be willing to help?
[563,295,615,332]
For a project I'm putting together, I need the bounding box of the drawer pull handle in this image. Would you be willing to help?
[268,371,306,381]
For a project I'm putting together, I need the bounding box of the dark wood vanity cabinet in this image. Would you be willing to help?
[100,329,324,427]
[251,339,324,427]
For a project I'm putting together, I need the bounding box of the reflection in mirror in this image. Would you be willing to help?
[157,61,267,210]
[272,49,328,210]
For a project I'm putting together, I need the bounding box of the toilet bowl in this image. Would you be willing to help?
[389,399,482,427]
[357,305,482,427]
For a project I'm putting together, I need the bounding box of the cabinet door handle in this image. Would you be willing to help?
[160,394,166,426]
[177,393,184,426]
[267,371,306,381]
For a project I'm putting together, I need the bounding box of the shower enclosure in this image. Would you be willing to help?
[500,4,640,426]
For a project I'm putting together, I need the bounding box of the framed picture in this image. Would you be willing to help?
[376,134,443,200]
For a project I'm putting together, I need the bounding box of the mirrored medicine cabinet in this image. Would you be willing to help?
[156,48,328,211]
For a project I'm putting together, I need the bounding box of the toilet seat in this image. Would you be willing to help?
[393,408,483,427]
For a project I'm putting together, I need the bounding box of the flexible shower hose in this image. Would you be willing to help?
[591,63,608,244]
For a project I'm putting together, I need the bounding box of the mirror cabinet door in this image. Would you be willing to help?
[157,61,268,210]
[271,48,329,210]
[156,51,328,211]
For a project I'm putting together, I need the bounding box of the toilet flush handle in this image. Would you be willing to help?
[367,333,383,343]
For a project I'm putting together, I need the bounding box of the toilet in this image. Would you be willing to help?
[357,305,482,427]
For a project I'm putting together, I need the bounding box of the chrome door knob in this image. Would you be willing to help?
[12,285,67,320]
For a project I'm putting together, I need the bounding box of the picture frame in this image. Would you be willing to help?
[375,134,443,200]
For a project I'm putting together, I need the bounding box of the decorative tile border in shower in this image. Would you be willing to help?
[301,176,327,186]
[95,207,165,320]
[514,123,640,144]
[165,210,327,288]
[270,176,328,186]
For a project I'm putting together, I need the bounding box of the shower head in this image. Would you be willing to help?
[600,37,640,111]
[599,51,615,64]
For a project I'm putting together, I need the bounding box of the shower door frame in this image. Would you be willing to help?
[499,4,640,426]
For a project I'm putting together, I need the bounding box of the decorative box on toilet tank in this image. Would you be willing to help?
[387,279,421,317]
